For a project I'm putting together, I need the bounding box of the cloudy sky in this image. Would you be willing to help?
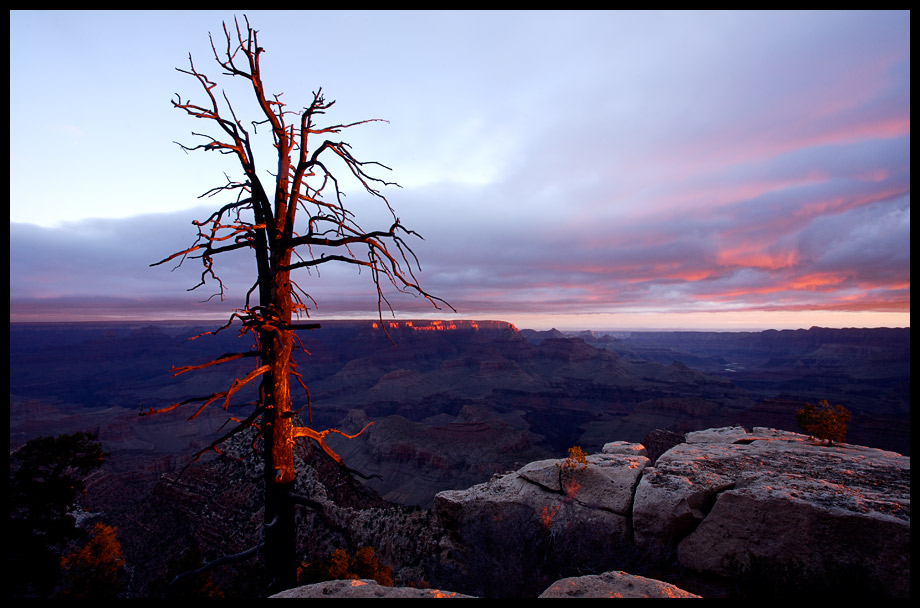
[10,10,910,330]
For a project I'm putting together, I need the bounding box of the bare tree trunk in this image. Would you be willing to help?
[262,259,297,590]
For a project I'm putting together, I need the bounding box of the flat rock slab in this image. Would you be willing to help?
[539,570,700,598]
[271,579,473,598]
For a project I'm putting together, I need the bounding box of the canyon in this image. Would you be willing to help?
[8,319,910,596]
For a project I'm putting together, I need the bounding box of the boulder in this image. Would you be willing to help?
[434,446,649,597]
[539,570,700,598]
[633,427,910,597]
[271,579,473,598]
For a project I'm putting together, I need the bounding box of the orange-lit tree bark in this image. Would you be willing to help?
[147,17,450,593]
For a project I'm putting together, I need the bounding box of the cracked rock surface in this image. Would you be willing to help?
[435,426,910,597]
[633,427,910,596]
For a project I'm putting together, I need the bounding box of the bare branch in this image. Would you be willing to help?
[292,422,375,466]
[170,351,260,376]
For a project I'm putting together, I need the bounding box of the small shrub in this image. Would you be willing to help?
[9,432,106,597]
[559,446,588,472]
[795,400,851,446]
[59,523,126,597]
[299,546,393,587]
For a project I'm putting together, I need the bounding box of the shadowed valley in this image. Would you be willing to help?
[10,320,909,506]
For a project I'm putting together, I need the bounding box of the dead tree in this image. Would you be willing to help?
[146,16,450,592]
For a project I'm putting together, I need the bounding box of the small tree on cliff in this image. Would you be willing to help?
[795,400,851,446]
[9,432,106,596]
[146,16,450,592]
[58,522,126,598]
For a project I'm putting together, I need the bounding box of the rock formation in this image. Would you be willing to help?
[432,427,910,598]
[633,427,910,597]
[433,441,651,597]
[271,579,474,598]
[272,571,700,598]
[538,570,700,598]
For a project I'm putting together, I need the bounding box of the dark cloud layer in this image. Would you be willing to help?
[10,167,909,325]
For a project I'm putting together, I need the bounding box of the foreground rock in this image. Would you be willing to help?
[272,570,698,599]
[634,427,910,597]
[434,441,650,597]
[271,579,473,598]
[539,570,700,598]
[434,427,910,598]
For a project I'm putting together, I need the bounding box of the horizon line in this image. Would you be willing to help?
[8,316,909,334]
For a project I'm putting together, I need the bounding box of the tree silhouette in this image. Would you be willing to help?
[146,16,450,593]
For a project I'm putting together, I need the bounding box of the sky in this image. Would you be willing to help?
[10,10,910,331]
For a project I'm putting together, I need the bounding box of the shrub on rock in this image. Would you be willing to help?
[795,400,851,446]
